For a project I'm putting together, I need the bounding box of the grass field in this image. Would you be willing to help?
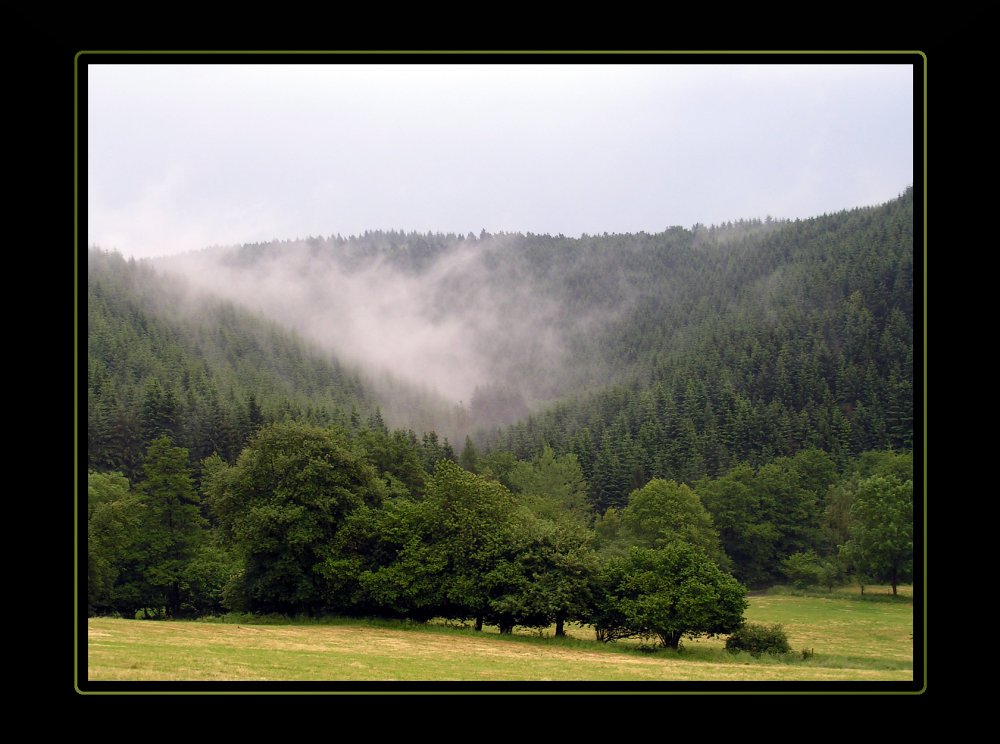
[86,586,915,683]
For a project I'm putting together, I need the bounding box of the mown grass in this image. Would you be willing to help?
[687,584,914,670]
[87,588,914,682]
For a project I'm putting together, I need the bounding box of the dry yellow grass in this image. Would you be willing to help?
[87,605,913,683]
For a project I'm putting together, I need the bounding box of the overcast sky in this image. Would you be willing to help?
[87,62,914,259]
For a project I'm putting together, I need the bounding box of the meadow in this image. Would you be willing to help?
[86,585,914,683]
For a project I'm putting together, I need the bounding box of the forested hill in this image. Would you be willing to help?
[89,187,913,507]
[85,191,914,621]
[485,190,914,510]
[87,249,381,480]
[157,189,912,452]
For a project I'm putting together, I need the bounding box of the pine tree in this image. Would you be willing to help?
[459,435,480,473]
[133,437,206,617]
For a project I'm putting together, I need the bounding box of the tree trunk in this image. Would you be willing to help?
[555,615,565,638]
[474,616,483,632]
[169,582,181,618]
[891,566,898,596]
[660,631,682,649]
[499,622,514,635]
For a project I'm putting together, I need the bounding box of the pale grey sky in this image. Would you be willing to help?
[87,62,914,259]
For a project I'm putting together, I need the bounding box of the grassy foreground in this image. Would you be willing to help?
[87,588,914,682]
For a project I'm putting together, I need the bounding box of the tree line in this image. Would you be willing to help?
[88,420,912,644]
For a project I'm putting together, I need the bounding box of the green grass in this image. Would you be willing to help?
[686,585,914,671]
[87,589,914,682]
[764,582,913,602]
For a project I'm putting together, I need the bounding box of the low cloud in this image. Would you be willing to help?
[156,235,578,411]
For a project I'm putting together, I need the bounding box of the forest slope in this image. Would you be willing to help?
[88,188,913,503]
[87,250,381,479]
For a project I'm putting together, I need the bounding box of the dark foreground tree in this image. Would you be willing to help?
[204,422,384,614]
[590,543,747,648]
[319,460,519,625]
[491,512,598,636]
[134,437,207,617]
[399,460,521,630]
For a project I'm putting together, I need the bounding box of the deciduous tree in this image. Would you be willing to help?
[840,475,913,595]
[87,471,143,615]
[590,544,747,648]
[618,479,730,571]
[204,422,383,614]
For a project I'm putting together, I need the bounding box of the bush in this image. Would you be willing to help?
[725,623,791,657]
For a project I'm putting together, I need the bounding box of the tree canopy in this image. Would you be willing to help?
[590,544,747,648]
[840,475,913,595]
[204,422,383,614]
[616,478,729,569]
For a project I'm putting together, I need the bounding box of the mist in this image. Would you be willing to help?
[154,233,612,432]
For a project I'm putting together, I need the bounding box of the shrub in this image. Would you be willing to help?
[725,622,791,657]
